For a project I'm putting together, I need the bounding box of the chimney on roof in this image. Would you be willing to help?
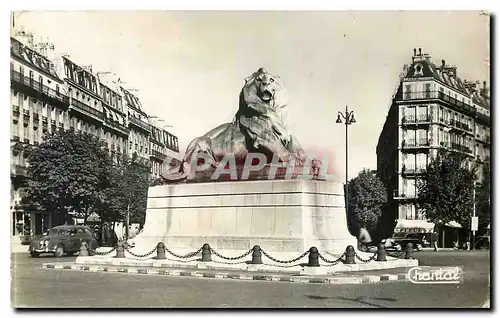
[419,48,422,56]
[441,60,446,68]
[413,48,416,56]
[480,81,489,98]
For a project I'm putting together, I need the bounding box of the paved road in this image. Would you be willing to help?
[11,251,490,308]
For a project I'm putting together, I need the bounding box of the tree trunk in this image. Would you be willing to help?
[83,209,88,226]
[125,198,130,240]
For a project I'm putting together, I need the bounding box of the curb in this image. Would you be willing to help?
[41,263,409,285]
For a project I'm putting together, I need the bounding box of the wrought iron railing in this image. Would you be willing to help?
[402,138,430,148]
[70,98,105,120]
[11,70,69,105]
[151,149,166,160]
[128,116,151,132]
[104,118,129,135]
[401,90,477,117]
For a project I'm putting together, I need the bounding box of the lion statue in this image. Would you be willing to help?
[161,67,311,182]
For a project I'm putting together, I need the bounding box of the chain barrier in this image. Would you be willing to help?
[354,252,378,263]
[124,246,157,259]
[164,246,203,259]
[318,252,345,266]
[209,247,253,261]
[260,249,309,264]
[86,242,413,267]
[90,247,116,256]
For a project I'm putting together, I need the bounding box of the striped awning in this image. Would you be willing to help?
[394,219,435,233]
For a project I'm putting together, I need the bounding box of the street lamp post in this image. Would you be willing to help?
[472,181,477,250]
[336,105,356,212]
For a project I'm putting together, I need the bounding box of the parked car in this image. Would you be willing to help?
[29,225,99,257]
[126,228,143,248]
[392,233,424,251]
[382,238,402,252]
[475,235,490,250]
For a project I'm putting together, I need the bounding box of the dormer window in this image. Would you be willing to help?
[414,63,424,76]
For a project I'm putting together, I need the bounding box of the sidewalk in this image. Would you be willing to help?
[11,242,29,254]
[41,261,410,285]
[421,248,455,252]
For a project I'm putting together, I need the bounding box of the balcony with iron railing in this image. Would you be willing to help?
[13,106,20,116]
[447,142,473,155]
[403,90,437,101]
[476,134,491,144]
[401,114,432,125]
[104,118,129,136]
[401,138,430,149]
[23,110,30,120]
[151,149,167,161]
[128,116,151,133]
[448,119,473,135]
[393,189,417,199]
[401,90,477,117]
[11,70,69,106]
[401,165,427,176]
[70,98,105,121]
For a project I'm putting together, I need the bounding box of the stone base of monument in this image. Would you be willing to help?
[76,179,418,274]
[133,179,357,256]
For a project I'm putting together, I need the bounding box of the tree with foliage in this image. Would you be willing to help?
[416,151,477,229]
[347,169,388,237]
[25,129,113,226]
[100,152,151,239]
[475,163,491,235]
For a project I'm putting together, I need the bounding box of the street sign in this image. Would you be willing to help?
[471,216,479,232]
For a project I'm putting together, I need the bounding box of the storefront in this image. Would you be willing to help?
[11,203,52,244]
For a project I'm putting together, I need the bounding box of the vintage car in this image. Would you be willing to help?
[392,233,424,251]
[28,225,98,257]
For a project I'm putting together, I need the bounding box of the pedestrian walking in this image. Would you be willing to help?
[432,230,439,252]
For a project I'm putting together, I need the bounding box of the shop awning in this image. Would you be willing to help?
[444,221,462,228]
[87,212,101,222]
[394,219,435,233]
[395,219,463,233]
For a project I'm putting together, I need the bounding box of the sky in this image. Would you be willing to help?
[13,11,490,181]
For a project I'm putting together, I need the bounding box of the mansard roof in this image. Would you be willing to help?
[404,54,490,109]
[10,37,60,80]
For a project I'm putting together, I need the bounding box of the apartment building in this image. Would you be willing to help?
[10,33,180,240]
[376,48,490,247]
[98,75,129,160]
[10,36,69,239]
[121,88,151,165]
[149,118,181,178]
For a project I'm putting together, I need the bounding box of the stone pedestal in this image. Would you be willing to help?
[132,179,357,258]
